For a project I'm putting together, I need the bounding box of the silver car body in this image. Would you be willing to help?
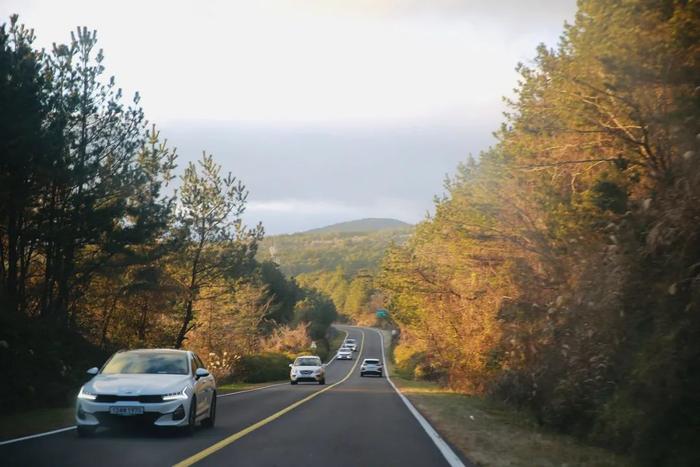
[76,349,216,430]
[360,358,383,376]
[290,355,325,384]
[337,348,353,360]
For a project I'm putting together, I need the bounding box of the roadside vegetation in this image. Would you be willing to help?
[0,15,336,419]
[379,330,629,467]
[378,2,699,465]
[258,224,411,325]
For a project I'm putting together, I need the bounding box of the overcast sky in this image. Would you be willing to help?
[1,0,577,234]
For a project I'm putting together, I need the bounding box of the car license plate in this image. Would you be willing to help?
[109,406,144,416]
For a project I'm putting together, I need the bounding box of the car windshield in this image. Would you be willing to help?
[102,352,189,375]
[364,360,380,365]
[294,357,321,366]
[346,340,356,343]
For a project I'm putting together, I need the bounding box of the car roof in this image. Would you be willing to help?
[363,358,381,362]
[296,355,321,359]
[117,348,190,355]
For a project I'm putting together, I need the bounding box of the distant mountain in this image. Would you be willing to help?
[259,218,413,276]
[302,218,411,235]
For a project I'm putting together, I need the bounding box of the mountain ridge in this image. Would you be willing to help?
[299,217,411,235]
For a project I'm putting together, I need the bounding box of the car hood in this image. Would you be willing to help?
[86,374,192,395]
[292,365,322,372]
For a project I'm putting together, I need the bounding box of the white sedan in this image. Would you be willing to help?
[337,347,353,360]
[75,349,216,436]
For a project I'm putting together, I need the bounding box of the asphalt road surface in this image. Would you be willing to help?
[1,326,467,467]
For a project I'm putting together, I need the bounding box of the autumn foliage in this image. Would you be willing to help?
[380,1,700,464]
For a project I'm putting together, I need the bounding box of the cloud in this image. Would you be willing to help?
[247,199,360,216]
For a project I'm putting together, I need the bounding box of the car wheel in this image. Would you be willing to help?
[185,395,197,436]
[319,378,325,385]
[290,380,297,385]
[202,393,216,428]
[360,372,365,377]
[77,425,96,438]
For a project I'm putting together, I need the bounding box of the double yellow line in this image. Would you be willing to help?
[174,330,365,467]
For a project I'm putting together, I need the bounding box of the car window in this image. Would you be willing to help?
[194,354,205,369]
[102,352,189,375]
[364,359,380,364]
[294,357,321,366]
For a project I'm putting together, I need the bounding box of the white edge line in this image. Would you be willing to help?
[375,328,466,467]
[2,329,352,446]
[326,328,349,365]
[0,426,76,446]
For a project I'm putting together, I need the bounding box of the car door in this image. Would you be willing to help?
[194,353,214,414]
[191,354,208,417]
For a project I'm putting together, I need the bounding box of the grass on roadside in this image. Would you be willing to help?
[0,406,75,441]
[217,380,286,395]
[378,330,631,467]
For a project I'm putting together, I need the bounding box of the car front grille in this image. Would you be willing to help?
[94,412,162,426]
[94,394,163,403]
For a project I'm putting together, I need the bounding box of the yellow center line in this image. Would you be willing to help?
[173,330,365,467]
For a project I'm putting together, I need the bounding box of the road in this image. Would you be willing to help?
[0,326,466,466]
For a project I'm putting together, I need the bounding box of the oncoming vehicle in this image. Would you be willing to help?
[75,349,216,437]
[345,338,358,352]
[289,355,325,385]
[337,347,353,360]
[360,358,383,377]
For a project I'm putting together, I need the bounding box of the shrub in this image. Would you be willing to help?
[232,352,291,383]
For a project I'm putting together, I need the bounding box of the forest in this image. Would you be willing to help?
[258,224,410,323]
[379,1,699,465]
[0,16,337,412]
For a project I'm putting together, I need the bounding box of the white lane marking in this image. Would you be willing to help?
[326,328,349,365]
[1,330,353,446]
[0,426,76,446]
[375,328,466,467]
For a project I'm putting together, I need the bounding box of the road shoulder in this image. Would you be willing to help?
[376,328,631,467]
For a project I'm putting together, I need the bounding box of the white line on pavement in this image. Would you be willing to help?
[0,426,77,446]
[375,328,466,467]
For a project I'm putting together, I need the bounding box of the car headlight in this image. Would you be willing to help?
[78,387,97,400]
[162,387,189,401]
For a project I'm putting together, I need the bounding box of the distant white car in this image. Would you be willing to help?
[75,349,216,437]
[345,338,358,352]
[360,358,383,377]
[290,355,325,385]
[337,347,353,360]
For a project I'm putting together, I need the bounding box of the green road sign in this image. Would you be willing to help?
[376,309,388,318]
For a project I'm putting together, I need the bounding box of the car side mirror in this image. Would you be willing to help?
[195,368,209,379]
[289,363,293,368]
[86,367,98,376]
[322,363,327,368]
